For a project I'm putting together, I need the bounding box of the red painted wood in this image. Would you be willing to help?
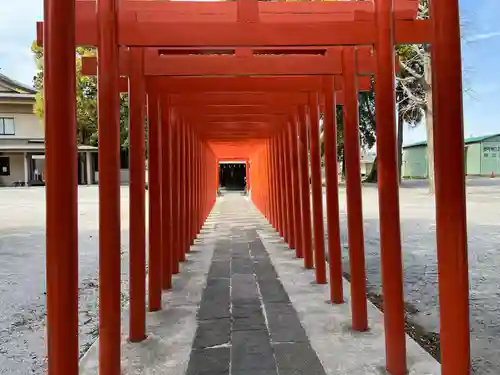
[322,76,344,304]
[308,93,327,285]
[281,132,292,245]
[160,100,173,289]
[150,76,325,93]
[277,135,286,239]
[272,138,281,235]
[44,0,79,373]
[171,116,180,275]
[40,0,469,372]
[128,47,147,342]
[375,0,407,372]
[40,19,430,47]
[342,47,368,332]
[97,0,122,373]
[75,0,420,20]
[431,0,471,373]
[289,115,303,259]
[297,106,314,269]
[80,46,395,77]
[147,93,164,305]
[179,121,187,261]
[286,123,298,254]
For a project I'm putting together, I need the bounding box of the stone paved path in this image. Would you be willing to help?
[186,193,326,375]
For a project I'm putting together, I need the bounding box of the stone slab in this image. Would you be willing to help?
[78,222,218,375]
[259,230,441,375]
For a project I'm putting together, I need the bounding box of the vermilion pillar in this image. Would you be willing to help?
[192,131,197,242]
[309,93,327,284]
[186,126,192,246]
[180,121,188,258]
[272,137,282,234]
[267,140,275,226]
[44,0,79,372]
[264,144,271,219]
[343,47,368,332]
[272,138,280,232]
[265,145,271,218]
[375,1,406,372]
[161,101,173,290]
[97,0,122,372]
[288,120,302,259]
[147,93,163,309]
[431,0,471,373]
[215,159,219,192]
[297,107,314,269]
[128,47,147,342]
[175,119,184,263]
[282,130,293,247]
[196,140,200,231]
[246,159,250,193]
[277,135,287,240]
[323,77,344,304]
[251,154,259,208]
[198,138,201,231]
[198,139,203,232]
[171,115,180,274]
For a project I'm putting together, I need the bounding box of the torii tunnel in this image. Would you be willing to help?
[41,0,468,374]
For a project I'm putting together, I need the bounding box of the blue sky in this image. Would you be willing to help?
[0,0,498,145]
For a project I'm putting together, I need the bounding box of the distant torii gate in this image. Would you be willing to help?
[41,1,469,375]
[76,47,393,304]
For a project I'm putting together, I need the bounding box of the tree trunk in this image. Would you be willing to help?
[364,156,378,182]
[397,109,404,184]
[424,53,435,194]
[341,150,346,179]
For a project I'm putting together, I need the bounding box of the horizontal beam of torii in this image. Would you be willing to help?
[35,0,431,47]
[80,46,399,77]
[92,76,371,102]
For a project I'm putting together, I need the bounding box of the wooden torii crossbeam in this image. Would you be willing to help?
[80,46,391,77]
[77,46,392,144]
[36,0,431,46]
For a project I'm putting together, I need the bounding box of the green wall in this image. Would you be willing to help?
[402,146,428,178]
[481,139,500,175]
[403,137,500,178]
[466,143,481,175]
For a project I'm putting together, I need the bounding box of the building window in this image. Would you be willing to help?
[0,118,15,135]
[484,153,489,158]
[493,153,497,158]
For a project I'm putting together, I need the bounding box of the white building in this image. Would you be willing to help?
[0,73,97,186]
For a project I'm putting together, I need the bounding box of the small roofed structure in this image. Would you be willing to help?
[403,133,500,178]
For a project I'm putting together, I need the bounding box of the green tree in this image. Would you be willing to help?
[31,41,130,149]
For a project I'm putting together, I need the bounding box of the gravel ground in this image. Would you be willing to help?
[0,186,131,375]
[333,178,500,374]
[1,180,500,374]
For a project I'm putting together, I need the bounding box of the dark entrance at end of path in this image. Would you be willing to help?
[219,162,246,191]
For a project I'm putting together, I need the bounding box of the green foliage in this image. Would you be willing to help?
[31,41,129,149]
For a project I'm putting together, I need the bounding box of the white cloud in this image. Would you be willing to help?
[466,31,500,42]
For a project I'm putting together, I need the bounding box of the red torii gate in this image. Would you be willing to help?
[77,48,387,293]
[41,1,469,375]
